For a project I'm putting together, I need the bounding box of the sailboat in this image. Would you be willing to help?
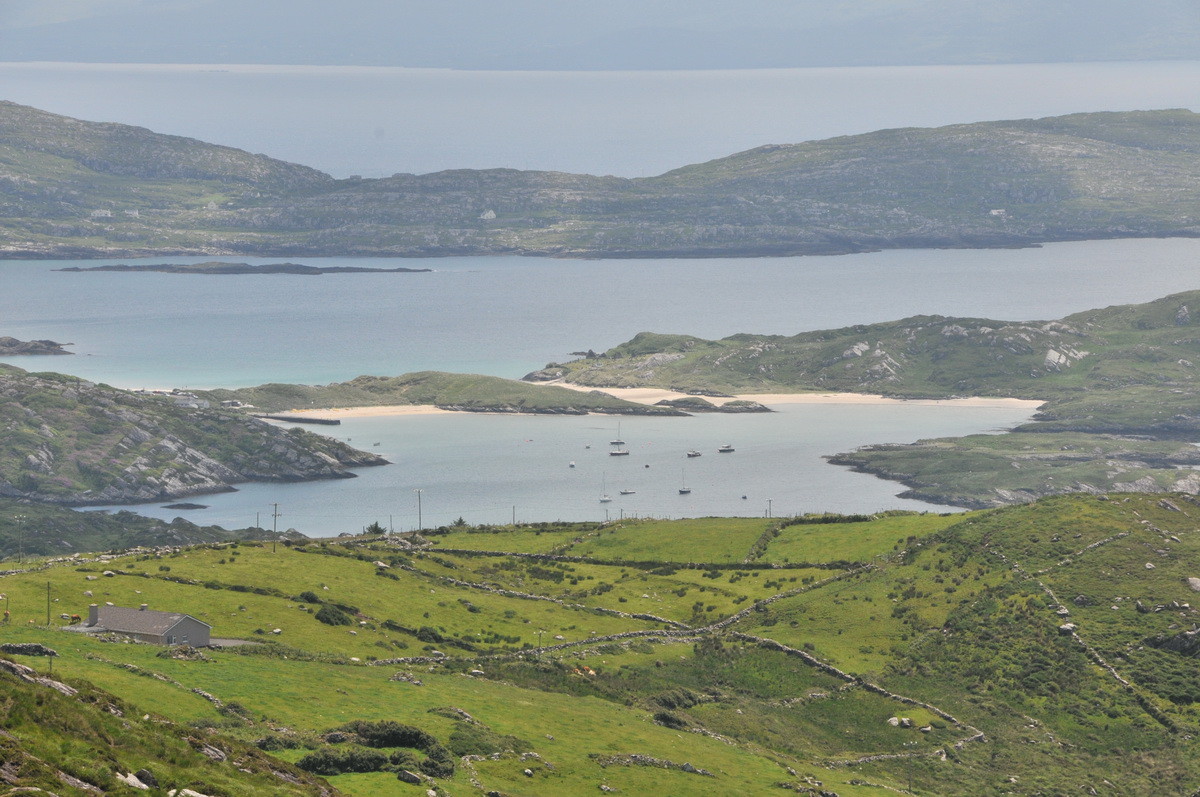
[609,421,625,446]
[678,468,691,495]
[599,473,613,503]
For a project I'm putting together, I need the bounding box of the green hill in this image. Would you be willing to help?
[2,494,1200,794]
[4,102,1200,258]
[198,371,684,416]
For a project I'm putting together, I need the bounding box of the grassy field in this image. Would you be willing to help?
[4,497,1200,794]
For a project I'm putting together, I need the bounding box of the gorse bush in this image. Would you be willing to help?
[295,746,388,775]
[315,604,352,626]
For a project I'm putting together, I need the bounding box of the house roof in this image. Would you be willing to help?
[94,606,211,635]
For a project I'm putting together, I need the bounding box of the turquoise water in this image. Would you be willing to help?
[84,401,1037,534]
[5,238,1198,531]
[5,238,1200,390]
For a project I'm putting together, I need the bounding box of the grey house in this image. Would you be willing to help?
[86,604,211,646]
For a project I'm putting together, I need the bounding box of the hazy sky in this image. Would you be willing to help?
[2,1,1199,69]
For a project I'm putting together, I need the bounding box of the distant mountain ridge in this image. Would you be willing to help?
[3,102,1200,259]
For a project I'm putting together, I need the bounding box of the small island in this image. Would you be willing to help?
[0,336,73,355]
[54,261,432,275]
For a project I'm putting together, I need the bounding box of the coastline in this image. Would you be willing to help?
[551,382,1044,410]
[271,384,1043,420]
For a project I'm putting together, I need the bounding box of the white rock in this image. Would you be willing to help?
[116,772,149,790]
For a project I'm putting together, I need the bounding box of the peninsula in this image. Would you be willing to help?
[0,336,72,355]
[4,101,1200,259]
[530,290,1200,507]
[0,363,387,506]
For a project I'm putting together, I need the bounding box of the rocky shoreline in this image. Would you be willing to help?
[0,336,72,356]
[1,364,388,507]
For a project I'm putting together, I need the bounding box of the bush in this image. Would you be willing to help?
[298,590,322,604]
[315,604,353,626]
[652,710,689,730]
[296,746,389,775]
[341,720,438,750]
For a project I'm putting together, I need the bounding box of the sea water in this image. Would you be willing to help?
[5,239,1200,389]
[5,238,1200,532]
[83,400,1038,533]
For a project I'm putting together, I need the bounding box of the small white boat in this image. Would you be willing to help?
[686,450,702,458]
[619,489,636,495]
[679,468,691,494]
[717,443,735,453]
[609,448,630,456]
[610,421,625,446]
[600,474,613,503]
[569,461,576,468]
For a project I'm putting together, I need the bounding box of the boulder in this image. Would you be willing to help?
[396,770,422,784]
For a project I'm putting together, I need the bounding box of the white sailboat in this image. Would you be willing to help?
[678,468,691,495]
[599,473,613,503]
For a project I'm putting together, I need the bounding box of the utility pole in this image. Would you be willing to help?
[767,498,773,519]
[512,506,516,526]
[46,582,50,625]
[271,503,281,552]
[413,489,423,530]
[15,515,25,563]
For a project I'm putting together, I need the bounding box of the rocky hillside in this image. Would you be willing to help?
[3,102,1200,258]
[0,364,385,505]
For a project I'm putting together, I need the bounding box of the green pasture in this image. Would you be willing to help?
[564,517,772,562]
[761,512,965,564]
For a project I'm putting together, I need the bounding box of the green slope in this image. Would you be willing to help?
[2,495,1200,794]
[198,371,684,415]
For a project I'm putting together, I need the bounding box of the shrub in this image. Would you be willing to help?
[341,720,438,750]
[315,604,353,626]
[298,590,322,604]
[652,710,689,730]
[296,746,389,775]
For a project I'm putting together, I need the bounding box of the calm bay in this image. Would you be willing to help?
[5,238,1200,532]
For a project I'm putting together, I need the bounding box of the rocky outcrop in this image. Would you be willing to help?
[0,366,386,506]
[0,336,72,355]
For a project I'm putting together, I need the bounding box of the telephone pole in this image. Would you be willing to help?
[413,489,423,530]
[15,515,25,563]
[271,503,281,552]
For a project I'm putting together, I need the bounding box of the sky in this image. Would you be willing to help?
[1,1,1199,70]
